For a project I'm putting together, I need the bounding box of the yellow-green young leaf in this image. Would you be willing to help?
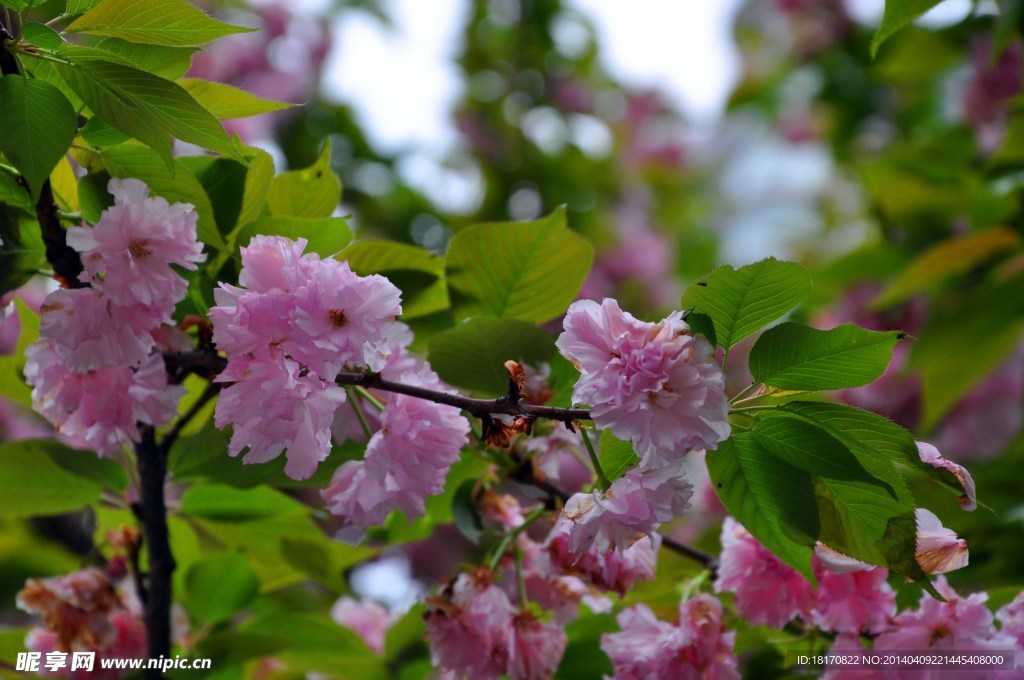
[681,258,811,349]
[180,78,291,119]
[66,0,253,46]
[872,0,946,56]
[598,430,638,482]
[749,322,902,391]
[0,299,39,405]
[445,207,594,324]
[56,53,244,167]
[707,433,818,583]
[66,0,102,13]
[0,440,105,517]
[50,156,80,212]
[268,141,340,218]
[100,144,224,250]
[872,228,1021,308]
[427,318,553,395]
[340,241,449,319]
[0,76,78,199]
[95,37,197,79]
[238,146,274,228]
[235,216,351,258]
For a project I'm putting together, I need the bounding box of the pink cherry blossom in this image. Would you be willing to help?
[321,461,394,542]
[237,235,315,293]
[507,613,568,680]
[67,178,205,310]
[520,424,593,493]
[811,560,896,634]
[916,442,977,511]
[556,298,729,464]
[330,597,398,655]
[214,352,347,480]
[714,517,814,628]
[915,508,969,575]
[25,341,181,455]
[425,570,517,679]
[209,287,294,358]
[288,260,403,376]
[542,516,659,596]
[874,576,1016,663]
[601,595,739,680]
[996,591,1024,646]
[39,288,162,371]
[562,457,692,554]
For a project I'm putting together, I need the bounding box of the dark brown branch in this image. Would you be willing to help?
[162,350,592,423]
[334,371,592,423]
[159,382,219,453]
[134,427,175,677]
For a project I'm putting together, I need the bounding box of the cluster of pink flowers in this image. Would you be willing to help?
[17,567,147,679]
[557,298,729,463]
[425,569,567,680]
[320,324,470,538]
[553,298,727,557]
[25,179,197,454]
[716,506,971,634]
[826,578,1023,679]
[209,235,404,481]
[601,594,740,679]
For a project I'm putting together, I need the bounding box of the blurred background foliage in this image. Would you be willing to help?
[2,0,1024,677]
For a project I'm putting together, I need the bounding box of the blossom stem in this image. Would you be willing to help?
[346,387,375,440]
[514,543,529,605]
[579,427,610,490]
[160,382,218,453]
[730,405,777,414]
[488,504,546,571]
[729,382,759,404]
[354,385,385,412]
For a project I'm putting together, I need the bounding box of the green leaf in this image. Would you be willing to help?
[707,433,818,582]
[872,228,1021,308]
[340,240,449,319]
[0,210,46,299]
[0,76,77,198]
[237,146,274,229]
[100,144,224,250]
[684,310,717,348]
[0,171,32,213]
[445,207,594,324]
[178,155,248,237]
[21,23,65,50]
[79,117,130,147]
[242,615,388,678]
[185,552,259,624]
[680,258,811,349]
[0,299,39,406]
[749,322,901,390]
[66,0,253,46]
[752,416,895,495]
[180,78,291,119]
[428,318,553,395]
[94,37,197,79]
[57,54,243,166]
[452,480,483,544]
[872,0,947,56]
[597,430,638,482]
[235,216,351,258]
[0,440,108,517]
[180,484,308,522]
[267,140,340,219]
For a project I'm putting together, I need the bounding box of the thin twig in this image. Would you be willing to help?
[159,382,219,454]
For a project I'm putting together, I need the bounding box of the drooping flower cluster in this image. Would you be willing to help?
[17,567,147,679]
[25,179,196,453]
[716,510,970,633]
[425,569,567,680]
[554,299,727,556]
[209,235,403,480]
[320,325,470,538]
[601,594,740,679]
